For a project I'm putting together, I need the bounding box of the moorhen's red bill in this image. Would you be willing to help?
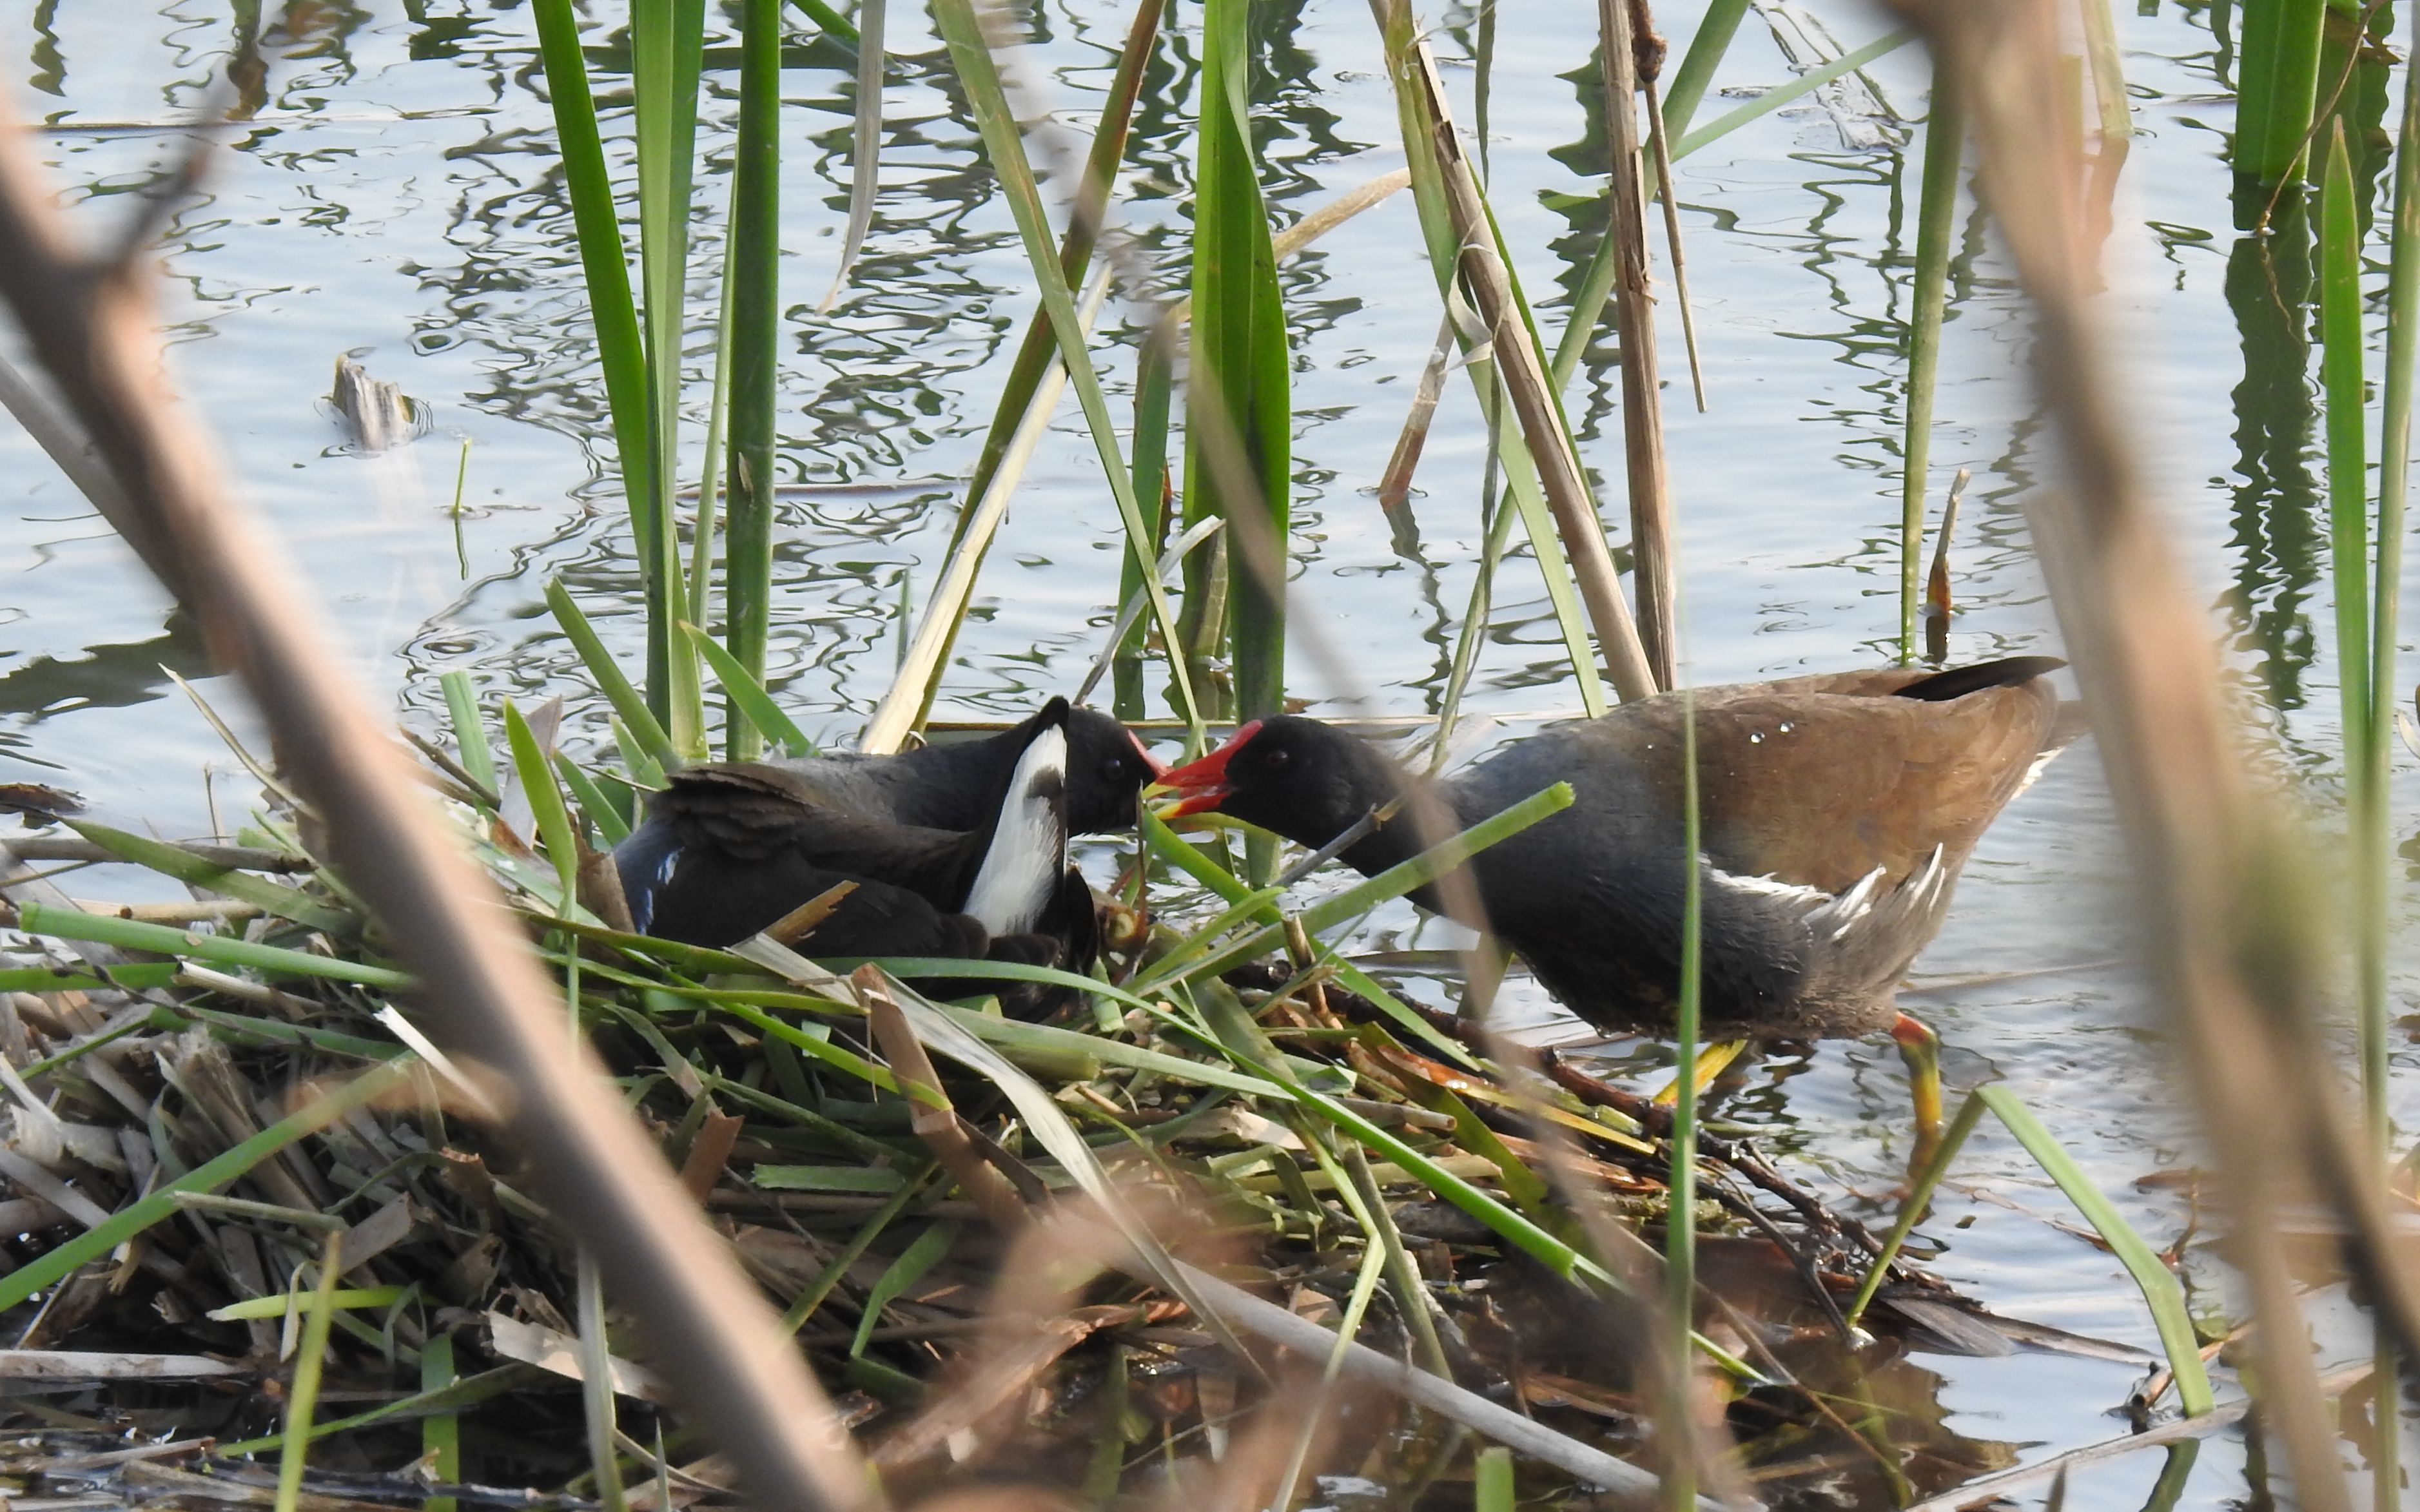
[1155,658,2076,1037]
[768,702,1162,834]
[614,699,1095,1001]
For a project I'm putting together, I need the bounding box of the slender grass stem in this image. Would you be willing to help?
[723,0,782,760]
[632,0,707,739]
[1901,63,1963,661]
[1664,680,1701,1512]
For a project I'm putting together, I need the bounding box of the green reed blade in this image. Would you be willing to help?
[1376,7,1612,713]
[1674,32,1915,161]
[1475,1447,1514,1512]
[546,579,679,773]
[1975,1086,2214,1415]
[1137,806,1482,1067]
[2370,0,2420,1149]
[683,622,814,757]
[1117,310,1179,715]
[1664,686,1703,1512]
[274,1233,344,1512]
[2239,0,2327,180]
[850,1221,955,1357]
[1844,1091,1989,1330]
[19,902,412,988]
[66,820,353,936]
[787,0,859,45]
[530,0,655,614]
[1661,0,1749,139]
[420,1333,460,1512]
[1188,0,1292,729]
[817,0,884,314]
[0,1060,407,1312]
[439,670,497,797]
[554,751,634,846]
[505,699,581,899]
[2321,117,2385,1179]
[634,0,707,744]
[876,0,1163,739]
[690,258,736,637]
[926,0,1202,735]
[1901,61,1963,661]
[1141,782,1574,987]
[723,0,783,760]
[576,1252,630,1512]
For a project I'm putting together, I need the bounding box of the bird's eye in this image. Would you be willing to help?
[1262,747,1291,770]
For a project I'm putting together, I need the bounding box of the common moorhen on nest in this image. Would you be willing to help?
[614,699,1098,991]
[1155,657,2076,1038]
[763,702,1163,834]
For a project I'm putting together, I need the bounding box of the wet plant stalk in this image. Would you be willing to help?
[1901,61,1963,661]
[1666,682,1701,1511]
[724,0,783,760]
[1597,0,1678,687]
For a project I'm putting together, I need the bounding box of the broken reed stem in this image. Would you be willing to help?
[1412,46,1659,701]
[0,99,868,1512]
[1598,0,1680,688]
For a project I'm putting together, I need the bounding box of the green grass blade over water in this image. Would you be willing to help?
[927,0,1202,735]
[924,0,1200,735]
[2238,0,2327,181]
[723,0,784,761]
[530,0,654,630]
[632,0,708,741]
[685,621,814,757]
[1900,63,1963,661]
[1669,33,1914,162]
[2370,0,2420,1150]
[1661,0,1749,139]
[1188,0,1293,729]
[1974,1087,2214,1415]
[546,579,679,773]
[2320,122,2381,1143]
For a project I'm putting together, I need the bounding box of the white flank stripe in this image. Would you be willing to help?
[964,726,1067,935]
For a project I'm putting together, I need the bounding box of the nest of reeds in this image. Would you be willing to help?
[0,713,2064,1511]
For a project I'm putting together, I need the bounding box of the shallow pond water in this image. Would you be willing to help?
[3,0,2417,1506]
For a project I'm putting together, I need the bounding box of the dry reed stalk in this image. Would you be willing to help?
[0,101,871,1512]
[1405,46,1659,701]
[1891,2,2420,1507]
[1598,0,1681,688]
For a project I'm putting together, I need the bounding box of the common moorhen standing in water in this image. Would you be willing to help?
[614,699,1096,987]
[1155,658,2076,1038]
